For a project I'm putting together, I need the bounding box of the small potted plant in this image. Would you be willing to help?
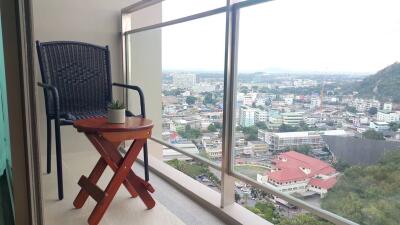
[107,100,126,123]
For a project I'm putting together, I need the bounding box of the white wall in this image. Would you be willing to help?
[129,5,163,158]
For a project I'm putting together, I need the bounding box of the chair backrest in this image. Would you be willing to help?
[36,41,112,117]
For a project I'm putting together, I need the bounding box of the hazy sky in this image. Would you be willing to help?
[161,0,400,74]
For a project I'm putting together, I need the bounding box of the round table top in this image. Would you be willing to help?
[73,117,153,133]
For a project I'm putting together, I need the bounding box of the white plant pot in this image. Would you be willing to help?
[107,109,126,124]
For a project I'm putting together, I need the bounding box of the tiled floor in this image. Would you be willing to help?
[40,134,225,225]
[41,150,185,225]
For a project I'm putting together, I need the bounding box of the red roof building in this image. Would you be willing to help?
[261,151,338,197]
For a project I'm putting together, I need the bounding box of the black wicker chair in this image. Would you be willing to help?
[36,41,149,200]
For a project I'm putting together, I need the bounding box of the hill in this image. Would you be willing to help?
[355,62,400,102]
[321,150,400,225]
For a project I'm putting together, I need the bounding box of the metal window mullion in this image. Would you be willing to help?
[124,6,228,35]
[122,0,164,14]
[220,2,239,208]
[124,34,131,107]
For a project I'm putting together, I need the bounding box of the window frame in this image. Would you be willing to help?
[121,1,358,224]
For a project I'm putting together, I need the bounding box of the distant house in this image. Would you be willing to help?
[162,142,199,161]
[257,151,338,197]
[369,121,390,132]
[247,141,268,154]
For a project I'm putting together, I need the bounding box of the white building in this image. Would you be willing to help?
[163,143,199,161]
[266,130,348,152]
[255,98,267,107]
[242,93,257,106]
[350,98,380,112]
[239,106,256,127]
[377,110,399,123]
[281,112,304,127]
[247,141,268,153]
[383,102,393,112]
[310,96,321,109]
[172,73,196,89]
[284,97,293,106]
[201,137,222,159]
[369,121,390,132]
[255,109,268,122]
[192,82,215,92]
[267,115,283,129]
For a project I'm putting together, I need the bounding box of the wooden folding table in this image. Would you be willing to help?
[73,117,155,225]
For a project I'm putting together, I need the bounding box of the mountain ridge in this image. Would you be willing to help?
[355,62,400,102]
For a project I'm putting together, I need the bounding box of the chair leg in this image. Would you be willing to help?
[46,118,52,174]
[54,119,63,200]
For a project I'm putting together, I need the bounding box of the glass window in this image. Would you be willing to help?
[128,13,226,166]
[130,0,226,30]
[232,0,400,224]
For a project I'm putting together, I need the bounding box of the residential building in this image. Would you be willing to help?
[248,141,268,153]
[383,102,393,111]
[350,98,380,112]
[267,115,283,129]
[172,73,196,89]
[377,110,399,123]
[242,93,257,106]
[202,137,222,159]
[281,112,304,126]
[255,109,268,122]
[239,106,256,127]
[310,96,321,109]
[369,121,390,132]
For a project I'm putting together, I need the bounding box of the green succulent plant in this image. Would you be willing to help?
[108,100,125,110]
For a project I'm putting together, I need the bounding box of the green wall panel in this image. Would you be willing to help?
[0,14,11,176]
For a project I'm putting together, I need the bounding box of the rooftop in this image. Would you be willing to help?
[267,151,336,183]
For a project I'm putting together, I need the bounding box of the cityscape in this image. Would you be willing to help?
[161,62,400,224]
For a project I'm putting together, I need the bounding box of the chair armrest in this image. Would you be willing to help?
[37,82,60,118]
[112,82,150,181]
[112,83,146,117]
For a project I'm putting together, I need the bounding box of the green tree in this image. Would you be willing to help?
[362,129,384,140]
[207,123,217,132]
[346,106,357,113]
[178,125,202,139]
[214,122,222,130]
[240,86,249,94]
[278,124,299,132]
[186,96,197,105]
[279,214,332,225]
[368,107,378,115]
[248,202,281,224]
[255,121,267,130]
[203,92,216,105]
[333,159,350,172]
[321,150,400,225]
[235,192,241,202]
[241,126,259,141]
[389,122,400,131]
[163,88,184,96]
[294,145,311,155]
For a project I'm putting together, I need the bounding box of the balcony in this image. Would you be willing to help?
[27,1,400,225]
[40,137,226,225]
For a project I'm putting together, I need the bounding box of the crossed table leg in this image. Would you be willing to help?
[73,133,155,225]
